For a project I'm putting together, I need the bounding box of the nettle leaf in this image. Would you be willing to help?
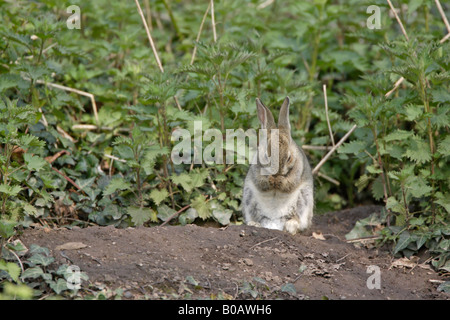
[149,188,169,206]
[405,176,433,198]
[435,192,450,214]
[386,196,406,214]
[355,174,370,193]
[171,172,193,192]
[337,140,366,154]
[437,136,450,156]
[23,203,39,217]
[103,177,131,196]
[384,129,413,142]
[404,137,431,164]
[190,168,209,189]
[127,206,156,226]
[19,134,45,151]
[431,88,450,104]
[171,169,208,193]
[0,184,23,197]
[370,176,385,201]
[403,104,423,121]
[24,153,47,172]
[190,195,211,220]
[112,135,133,147]
[142,145,169,175]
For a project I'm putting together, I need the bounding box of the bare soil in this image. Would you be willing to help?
[18,205,450,300]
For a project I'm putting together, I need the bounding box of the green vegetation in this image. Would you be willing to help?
[0,0,449,298]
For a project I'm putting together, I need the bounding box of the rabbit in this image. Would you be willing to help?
[242,97,314,235]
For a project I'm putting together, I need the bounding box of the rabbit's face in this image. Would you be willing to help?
[269,132,295,176]
[255,97,296,177]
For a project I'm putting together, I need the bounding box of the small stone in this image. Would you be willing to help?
[242,258,254,266]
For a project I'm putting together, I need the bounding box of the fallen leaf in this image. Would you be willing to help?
[389,256,419,269]
[312,231,326,241]
[55,242,87,251]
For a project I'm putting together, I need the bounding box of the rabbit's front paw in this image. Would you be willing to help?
[247,221,262,228]
[284,219,300,235]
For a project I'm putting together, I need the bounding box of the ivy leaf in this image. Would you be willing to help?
[74,177,96,190]
[21,266,44,280]
[103,177,131,196]
[437,281,450,293]
[280,283,297,295]
[27,253,55,267]
[149,188,169,206]
[49,278,68,295]
[127,206,155,226]
[212,207,233,225]
[178,208,198,225]
[0,260,21,282]
[157,204,176,222]
[393,231,412,254]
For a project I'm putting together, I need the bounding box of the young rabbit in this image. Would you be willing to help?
[242,97,314,234]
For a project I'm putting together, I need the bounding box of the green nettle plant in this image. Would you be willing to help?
[0,97,47,219]
[340,38,450,271]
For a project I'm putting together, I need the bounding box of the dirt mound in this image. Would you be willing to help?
[19,205,449,300]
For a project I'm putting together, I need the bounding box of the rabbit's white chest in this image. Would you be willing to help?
[245,179,301,231]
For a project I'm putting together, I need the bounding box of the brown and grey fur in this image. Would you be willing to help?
[242,97,314,234]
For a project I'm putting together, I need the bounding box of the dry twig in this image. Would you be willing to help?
[210,0,217,43]
[385,0,450,97]
[35,79,99,124]
[312,124,357,175]
[386,0,409,40]
[134,0,164,73]
[323,84,335,146]
[190,2,211,65]
[435,0,450,33]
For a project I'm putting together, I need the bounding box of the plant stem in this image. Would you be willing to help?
[161,0,183,40]
[419,75,436,218]
[371,126,389,204]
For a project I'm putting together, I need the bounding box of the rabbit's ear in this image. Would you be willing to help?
[256,98,275,129]
[278,96,291,132]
